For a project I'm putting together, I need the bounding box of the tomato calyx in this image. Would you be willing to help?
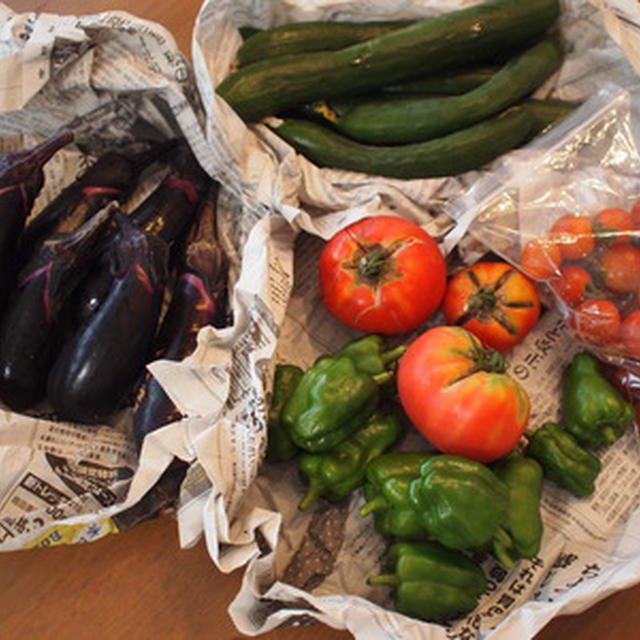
[342,234,418,287]
[448,341,505,386]
[456,268,535,337]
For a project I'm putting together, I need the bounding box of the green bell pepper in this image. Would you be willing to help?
[527,422,601,497]
[563,352,634,449]
[297,411,401,510]
[282,336,401,452]
[492,451,544,568]
[266,364,304,462]
[360,451,432,538]
[408,455,509,550]
[368,540,487,622]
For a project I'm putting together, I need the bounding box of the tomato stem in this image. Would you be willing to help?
[358,245,390,281]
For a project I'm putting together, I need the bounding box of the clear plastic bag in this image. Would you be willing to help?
[453,84,640,372]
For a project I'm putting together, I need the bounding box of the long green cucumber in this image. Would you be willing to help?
[383,66,500,95]
[270,107,534,179]
[310,37,562,144]
[236,21,411,67]
[523,98,580,137]
[218,0,560,122]
[238,26,262,41]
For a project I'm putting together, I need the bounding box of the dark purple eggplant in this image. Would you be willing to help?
[0,130,73,310]
[112,458,189,529]
[132,184,229,448]
[19,141,174,265]
[0,202,115,411]
[47,210,170,424]
[73,146,211,324]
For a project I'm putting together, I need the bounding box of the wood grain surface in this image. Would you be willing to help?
[2,1,640,638]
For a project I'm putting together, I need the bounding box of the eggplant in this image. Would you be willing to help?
[132,184,229,448]
[0,130,73,310]
[19,141,174,265]
[0,202,115,411]
[47,210,169,424]
[73,145,211,323]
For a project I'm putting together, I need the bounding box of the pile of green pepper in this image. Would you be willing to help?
[266,344,635,624]
[266,335,405,510]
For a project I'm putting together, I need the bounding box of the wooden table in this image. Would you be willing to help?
[2,1,640,638]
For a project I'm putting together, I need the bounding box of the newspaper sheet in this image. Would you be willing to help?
[182,0,640,638]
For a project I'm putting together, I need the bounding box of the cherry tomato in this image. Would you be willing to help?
[569,299,621,346]
[630,198,640,228]
[621,311,640,360]
[442,262,540,352]
[397,326,530,463]
[520,237,562,280]
[318,215,446,334]
[594,208,634,245]
[550,214,595,260]
[549,265,595,306]
[600,243,640,293]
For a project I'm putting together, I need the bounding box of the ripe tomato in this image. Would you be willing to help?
[630,198,640,228]
[442,262,540,352]
[600,244,640,293]
[397,326,530,463]
[621,311,640,360]
[520,237,562,280]
[594,208,634,245]
[318,215,446,334]
[549,265,595,306]
[550,214,595,260]
[569,299,621,346]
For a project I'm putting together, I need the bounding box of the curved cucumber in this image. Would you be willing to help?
[271,107,534,179]
[218,0,560,122]
[314,37,562,144]
[522,98,580,136]
[383,66,500,95]
[236,21,410,67]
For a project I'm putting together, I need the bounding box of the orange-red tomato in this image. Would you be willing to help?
[594,208,634,245]
[630,198,640,228]
[569,299,621,346]
[549,265,594,306]
[318,215,446,334]
[601,244,640,293]
[397,326,530,463]
[621,311,640,360]
[442,262,540,352]
[550,214,595,260]
[520,237,562,280]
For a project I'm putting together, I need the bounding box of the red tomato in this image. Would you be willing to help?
[318,215,446,334]
[397,326,530,463]
[621,311,640,360]
[569,299,621,346]
[600,244,640,293]
[549,265,594,306]
[550,214,595,260]
[630,198,640,228]
[520,237,562,280]
[594,208,634,245]
[442,262,540,352]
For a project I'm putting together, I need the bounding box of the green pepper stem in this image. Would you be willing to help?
[368,574,399,587]
[372,371,394,386]
[492,527,517,569]
[602,426,618,445]
[298,482,322,511]
[359,495,387,517]
[381,345,407,367]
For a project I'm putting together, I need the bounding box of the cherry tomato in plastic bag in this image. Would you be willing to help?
[621,311,640,360]
[549,265,596,306]
[594,208,634,245]
[520,237,562,280]
[601,244,640,294]
[569,299,621,346]
[550,214,595,260]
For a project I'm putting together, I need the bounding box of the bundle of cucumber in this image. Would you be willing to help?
[217,0,578,179]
